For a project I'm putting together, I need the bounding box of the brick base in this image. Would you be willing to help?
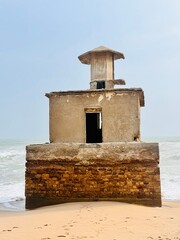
[25,142,161,209]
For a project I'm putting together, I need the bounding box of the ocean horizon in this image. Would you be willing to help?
[0,137,180,210]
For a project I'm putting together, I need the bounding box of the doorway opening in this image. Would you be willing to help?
[86,112,102,143]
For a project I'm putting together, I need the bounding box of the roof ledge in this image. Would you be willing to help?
[78,46,125,64]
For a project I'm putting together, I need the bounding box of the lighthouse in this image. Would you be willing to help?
[25,46,161,209]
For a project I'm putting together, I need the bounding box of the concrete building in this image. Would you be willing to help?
[25,46,161,209]
[47,46,143,144]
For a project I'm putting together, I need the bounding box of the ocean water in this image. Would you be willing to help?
[0,138,180,210]
[0,139,42,210]
[160,141,180,200]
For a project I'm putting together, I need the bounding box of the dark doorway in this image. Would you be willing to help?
[97,81,105,89]
[86,113,102,143]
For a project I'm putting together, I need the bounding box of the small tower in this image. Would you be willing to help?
[78,46,125,89]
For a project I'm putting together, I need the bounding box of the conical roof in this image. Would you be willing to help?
[78,46,125,64]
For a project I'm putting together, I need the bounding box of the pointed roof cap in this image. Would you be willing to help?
[78,45,125,64]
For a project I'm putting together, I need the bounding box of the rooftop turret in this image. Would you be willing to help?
[78,46,125,89]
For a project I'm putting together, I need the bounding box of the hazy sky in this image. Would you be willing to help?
[0,0,180,140]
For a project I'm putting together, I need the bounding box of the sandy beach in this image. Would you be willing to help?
[0,201,180,240]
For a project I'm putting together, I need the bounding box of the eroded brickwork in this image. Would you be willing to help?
[25,143,161,209]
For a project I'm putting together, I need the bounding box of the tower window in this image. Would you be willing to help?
[97,81,105,89]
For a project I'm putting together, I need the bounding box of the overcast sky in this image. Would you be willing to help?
[0,0,180,141]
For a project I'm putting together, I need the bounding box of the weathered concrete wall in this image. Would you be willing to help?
[25,142,161,209]
[47,89,144,143]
